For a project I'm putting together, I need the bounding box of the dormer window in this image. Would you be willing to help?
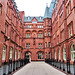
[39,16,41,20]
[0,4,2,15]
[28,16,30,20]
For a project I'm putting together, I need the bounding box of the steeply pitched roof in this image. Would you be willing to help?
[24,16,44,22]
[44,5,51,19]
[49,0,55,18]
[24,0,56,22]
[44,0,55,19]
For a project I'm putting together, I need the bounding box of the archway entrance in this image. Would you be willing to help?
[37,52,44,60]
[25,52,31,62]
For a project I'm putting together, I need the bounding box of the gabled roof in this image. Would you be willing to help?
[24,0,56,22]
[24,16,44,22]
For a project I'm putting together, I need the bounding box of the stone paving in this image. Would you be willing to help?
[13,62,66,75]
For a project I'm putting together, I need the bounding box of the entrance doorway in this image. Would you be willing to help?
[25,52,31,62]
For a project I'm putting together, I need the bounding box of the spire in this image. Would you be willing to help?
[44,4,50,19]
[49,0,55,18]
[46,3,48,7]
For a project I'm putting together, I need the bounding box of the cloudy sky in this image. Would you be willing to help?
[15,0,52,16]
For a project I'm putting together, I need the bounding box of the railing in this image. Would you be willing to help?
[1,58,29,75]
[45,59,75,75]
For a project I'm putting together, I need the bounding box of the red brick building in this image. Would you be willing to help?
[0,0,75,75]
[23,15,51,61]
[51,0,75,64]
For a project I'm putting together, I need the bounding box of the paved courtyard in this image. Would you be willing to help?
[13,62,66,75]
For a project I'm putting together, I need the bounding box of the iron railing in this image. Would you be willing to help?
[45,59,75,75]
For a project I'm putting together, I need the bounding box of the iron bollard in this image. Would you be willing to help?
[57,59,58,68]
[13,60,15,71]
[50,59,52,65]
[74,59,75,75]
[59,60,61,69]
[63,60,65,71]
[8,59,12,74]
[67,58,71,74]
[52,59,54,66]
[50,59,51,65]
[54,59,55,67]
[55,60,56,67]
[16,61,17,70]
[3,60,7,75]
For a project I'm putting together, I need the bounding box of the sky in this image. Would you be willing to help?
[15,0,52,16]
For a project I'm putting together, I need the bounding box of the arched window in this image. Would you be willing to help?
[38,33,43,38]
[38,52,44,59]
[63,48,66,60]
[71,44,75,61]
[2,45,6,60]
[26,33,30,38]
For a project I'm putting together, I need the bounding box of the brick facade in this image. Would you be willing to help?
[0,0,75,68]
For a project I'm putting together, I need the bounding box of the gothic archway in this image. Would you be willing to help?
[25,51,31,59]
